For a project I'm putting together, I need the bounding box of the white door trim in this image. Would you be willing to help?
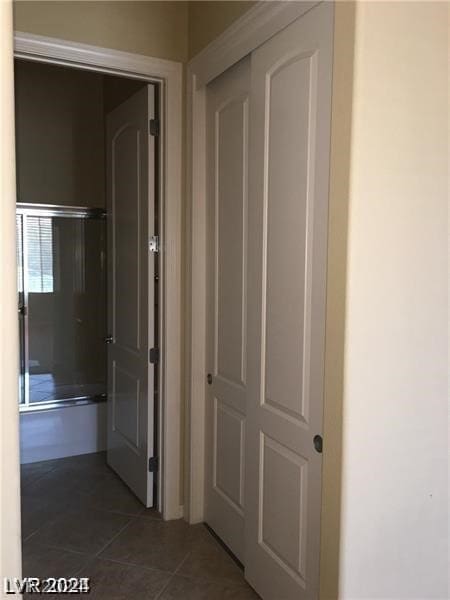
[189,1,319,89]
[1,1,22,584]
[186,0,322,524]
[14,31,184,520]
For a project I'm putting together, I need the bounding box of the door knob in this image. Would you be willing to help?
[104,335,114,344]
[313,435,323,454]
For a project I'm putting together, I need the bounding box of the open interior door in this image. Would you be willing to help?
[106,85,157,507]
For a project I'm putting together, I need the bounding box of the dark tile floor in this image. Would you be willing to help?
[21,452,260,599]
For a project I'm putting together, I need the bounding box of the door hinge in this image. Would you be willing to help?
[149,347,160,364]
[149,236,159,253]
[148,456,159,473]
[149,118,160,137]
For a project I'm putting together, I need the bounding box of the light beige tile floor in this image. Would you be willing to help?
[21,453,260,599]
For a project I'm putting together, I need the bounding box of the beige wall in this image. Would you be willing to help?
[14,1,188,62]
[188,1,256,59]
[13,1,255,63]
[15,61,149,208]
[337,1,448,597]
[15,60,105,207]
[103,75,147,115]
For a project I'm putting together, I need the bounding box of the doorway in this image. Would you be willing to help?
[11,21,185,516]
[0,21,186,592]
[15,58,159,505]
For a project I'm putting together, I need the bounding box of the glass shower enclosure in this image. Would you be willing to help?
[17,203,107,410]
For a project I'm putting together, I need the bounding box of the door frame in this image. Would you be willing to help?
[185,0,321,523]
[14,31,184,520]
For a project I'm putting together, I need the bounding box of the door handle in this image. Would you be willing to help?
[207,373,213,385]
[313,435,323,454]
[104,335,114,344]
[18,304,26,316]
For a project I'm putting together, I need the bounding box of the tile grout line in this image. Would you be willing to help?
[94,516,137,558]
[21,497,77,542]
[20,464,60,491]
[21,507,64,544]
[22,529,42,544]
[150,573,174,600]
[22,455,220,598]
[173,552,192,577]
[92,555,174,576]
[23,540,94,557]
[86,506,149,519]
[86,503,162,520]
[71,560,91,580]
[166,570,253,589]
[153,551,192,600]
[21,457,152,550]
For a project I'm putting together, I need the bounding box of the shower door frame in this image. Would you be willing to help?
[17,202,107,412]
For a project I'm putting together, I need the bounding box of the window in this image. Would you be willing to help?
[27,216,54,293]
[16,214,24,293]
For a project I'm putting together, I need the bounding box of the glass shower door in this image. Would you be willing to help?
[17,205,107,410]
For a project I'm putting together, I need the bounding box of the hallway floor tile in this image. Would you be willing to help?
[21,453,260,599]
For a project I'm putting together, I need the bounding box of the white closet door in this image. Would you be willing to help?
[205,57,250,563]
[245,3,334,599]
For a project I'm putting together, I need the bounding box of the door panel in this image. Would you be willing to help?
[264,53,313,423]
[214,399,245,510]
[113,362,140,449]
[205,57,250,563]
[245,4,333,599]
[216,98,247,388]
[113,125,141,352]
[106,85,156,507]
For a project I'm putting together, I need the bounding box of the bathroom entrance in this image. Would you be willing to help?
[15,58,160,508]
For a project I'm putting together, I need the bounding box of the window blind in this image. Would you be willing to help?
[27,216,54,293]
[16,214,24,293]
